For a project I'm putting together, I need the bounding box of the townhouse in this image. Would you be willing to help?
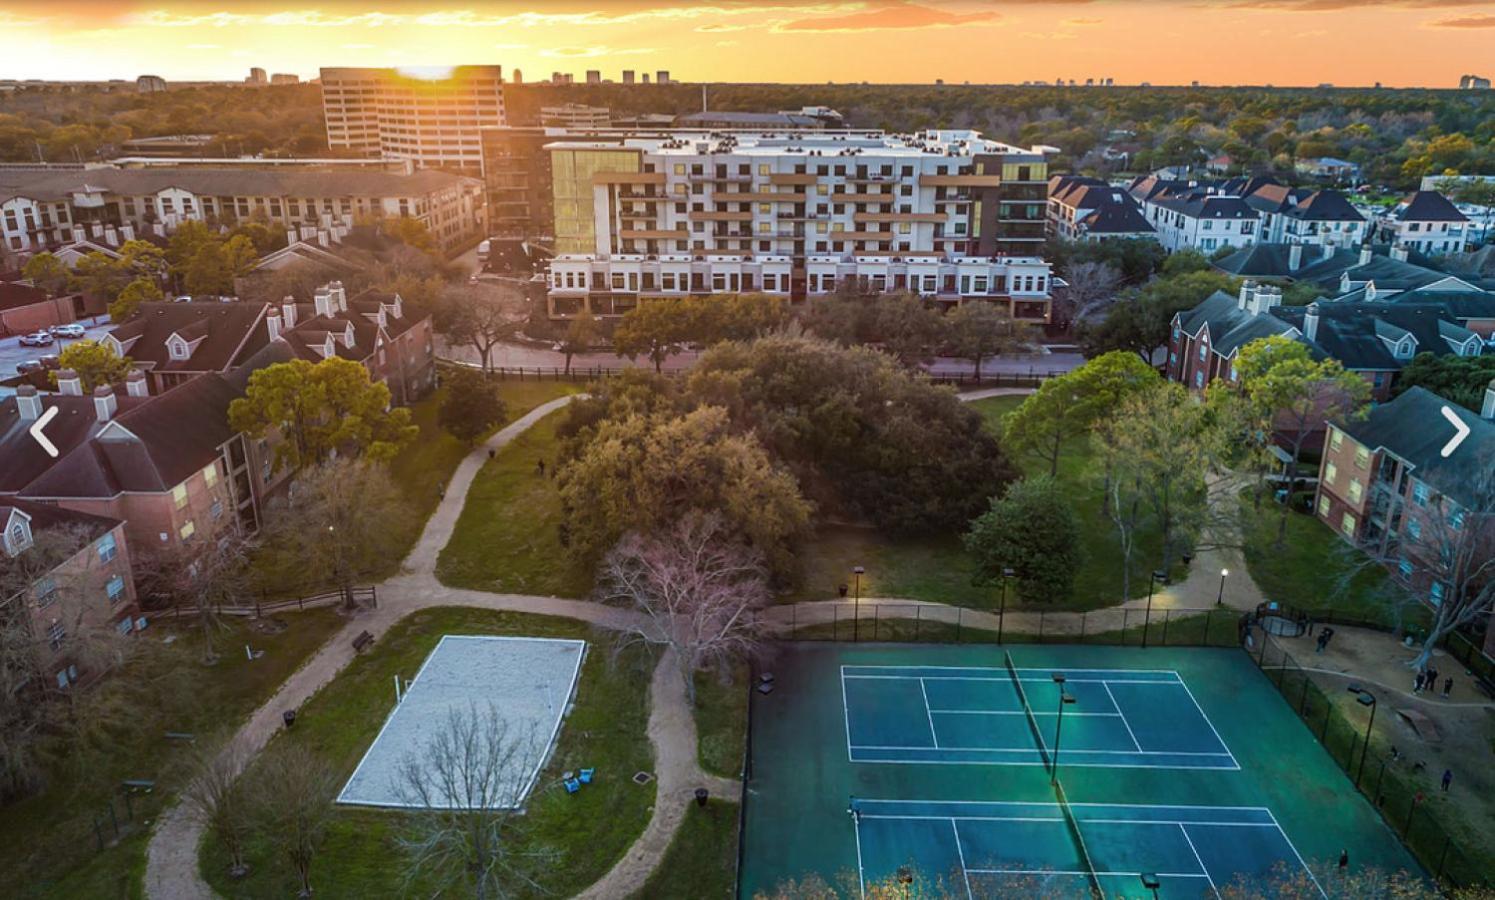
[1378,191,1472,256]
[2,500,138,689]
[1134,184,1258,254]
[1127,175,1368,255]
[0,165,485,264]
[544,129,1055,321]
[1046,175,1155,242]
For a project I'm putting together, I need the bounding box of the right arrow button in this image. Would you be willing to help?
[1440,405,1470,459]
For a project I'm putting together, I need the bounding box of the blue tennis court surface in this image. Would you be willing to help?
[853,798,1322,899]
[842,665,1239,770]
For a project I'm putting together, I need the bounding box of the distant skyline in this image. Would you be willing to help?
[2,1,1494,88]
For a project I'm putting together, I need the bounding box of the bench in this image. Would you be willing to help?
[352,630,375,653]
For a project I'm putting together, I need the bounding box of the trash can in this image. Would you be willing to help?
[283,709,297,729]
[694,788,709,807]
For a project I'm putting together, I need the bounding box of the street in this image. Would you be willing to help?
[0,320,114,395]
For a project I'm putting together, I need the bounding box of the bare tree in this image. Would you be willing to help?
[396,704,554,899]
[598,512,771,705]
[249,743,339,898]
[439,284,529,373]
[1055,260,1122,328]
[135,531,256,662]
[182,734,254,879]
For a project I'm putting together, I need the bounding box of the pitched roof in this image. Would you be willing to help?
[1174,290,1301,357]
[1396,191,1468,223]
[1336,387,1495,507]
[1285,190,1364,223]
[0,393,151,495]
[0,166,477,206]
[2,498,121,547]
[107,302,270,374]
[1153,190,1257,221]
[1078,202,1155,235]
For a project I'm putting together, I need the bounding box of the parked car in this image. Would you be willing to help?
[49,323,86,338]
[15,359,44,375]
[18,331,54,347]
[39,355,61,370]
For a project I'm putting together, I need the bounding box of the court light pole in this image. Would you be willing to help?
[1140,873,1161,899]
[1143,569,1166,648]
[1346,684,1378,789]
[1216,568,1229,606]
[1050,673,1076,786]
[999,567,1015,644]
[852,566,865,642]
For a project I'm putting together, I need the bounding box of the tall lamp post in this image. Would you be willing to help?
[1050,673,1076,786]
[999,566,1015,644]
[1216,568,1229,606]
[852,566,865,642]
[1143,569,1166,648]
[1347,684,1378,789]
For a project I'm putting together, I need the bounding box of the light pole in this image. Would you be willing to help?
[852,566,865,642]
[1347,684,1378,789]
[1216,568,1229,606]
[1140,873,1161,899]
[999,566,1015,644]
[1143,569,1166,648]
[1050,673,1076,785]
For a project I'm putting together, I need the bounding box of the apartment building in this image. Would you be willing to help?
[1378,191,1471,256]
[105,302,273,395]
[540,104,612,129]
[1,500,138,689]
[1314,385,1495,641]
[479,127,560,239]
[1127,175,1365,254]
[320,66,506,174]
[1046,175,1155,242]
[0,165,484,262]
[544,130,1053,320]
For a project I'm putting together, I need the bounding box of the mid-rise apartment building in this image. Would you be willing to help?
[320,66,506,174]
[544,130,1053,320]
[0,165,484,263]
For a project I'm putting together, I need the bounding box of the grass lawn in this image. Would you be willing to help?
[791,394,1184,611]
[201,607,656,899]
[0,608,344,900]
[435,412,593,596]
[631,799,740,900]
[694,663,749,779]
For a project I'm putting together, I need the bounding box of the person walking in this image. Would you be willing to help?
[1426,666,1438,690]
[1443,676,1453,698]
[1414,671,1425,693]
[1315,630,1329,653]
[1441,769,1453,792]
[1338,849,1349,873]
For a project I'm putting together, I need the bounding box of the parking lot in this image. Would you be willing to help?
[0,320,114,385]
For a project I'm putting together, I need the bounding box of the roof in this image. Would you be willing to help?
[0,393,150,494]
[0,282,49,313]
[0,165,477,206]
[1153,190,1257,221]
[1079,202,1155,235]
[1,498,121,547]
[1174,290,1301,357]
[276,286,423,364]
[1336,387,1495,507]
[1396,191,1468,224]
[1285,190,1364,223]
[107,302,270,374]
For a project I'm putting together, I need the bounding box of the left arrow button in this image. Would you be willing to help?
[30,406,60,458]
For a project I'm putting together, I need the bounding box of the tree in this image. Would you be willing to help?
[946,302,1033,383]
[598,512,771,704]
[110,277,164,321]
[438,285,528,373]
[54,339,132,392]
[869,293,943,367]
[257,458,414,605]
[248,744,338,898]
[612,299,694,373]
[166,220,215,273]
[118,239,167,283]
[221,234,260,281]
[229,357,417,471]
[438,369,507,444]
[695,293,789,345]
[1003,352,1161,477]
[69,251,130,304]
[556,406,811,575]
[965,477,1085,604]
[397,705,552,900]
[133,531,255,662]
[183,241,231,296]
[183,735,254,879]
[558,313,599,376]
[1233,336,1371,546]
[1161,248,1210,276]
[1055,260,1122,328]
[1079,271,1238,363]
[1393,353,1495,413]
[21,252,69,295]
[385,215,437,254]
[800,295,867,346]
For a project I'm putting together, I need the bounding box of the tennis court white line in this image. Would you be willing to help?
[929,709,1123,717]
[1179,824,1222,899]
[1265,807,1327,899]
[859,814,1283,828]
[848,757,1240,771]
[846,674,1186,685]
[865,799,1278,812]
[851,743,1233,757]
[1176,675,1240,769]
[1103,682,1143,752]
[967,869,1211,879]
[852,805,866,899]
[951,820,974,900]
[843,665,1185,675]
[840,667,854,762]
[919,678,939,748]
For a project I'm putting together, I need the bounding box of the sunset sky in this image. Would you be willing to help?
[2,0,1493,88]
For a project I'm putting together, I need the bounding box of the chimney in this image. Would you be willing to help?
[71,226,85,243]
[93,384,117,422]
[1304,302,1320,343]
[121,224,135,242]
[317,229,329,247]
[1288,244,1303,271]
[266,309,282,341]
[329,281,347,311]
[282,296,297,329]
[286,228,298,247]
[313,287,333,318]
[1390,246,1409,263]
[125,369,148,398]
[104,225,119,246]
[56,369,82,396]
[1482,378,1495,421]
[15,385,42,421]
[1359,246,1373,266]
[1237,280,1257,311]
[1321,242,1334,261]
[1248,285,1282,316]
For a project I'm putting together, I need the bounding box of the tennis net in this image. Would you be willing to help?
[1003,650,1051,769]
[1053,778,1104,899]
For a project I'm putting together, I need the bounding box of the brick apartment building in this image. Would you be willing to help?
[105,302,274,395]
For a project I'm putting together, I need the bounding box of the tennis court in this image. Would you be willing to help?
[740,642,1421,899]
[842,663,1238,770]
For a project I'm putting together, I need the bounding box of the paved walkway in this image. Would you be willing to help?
[144,395,731,900]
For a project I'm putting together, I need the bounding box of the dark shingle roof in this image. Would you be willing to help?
[1079,202,1155,235]
[1336,387,1495,506]
[0,166,477,206]
[1397,191,1469,223]
[2,498,122,546]
[108,302,270,374]
[1285,190,1364,223]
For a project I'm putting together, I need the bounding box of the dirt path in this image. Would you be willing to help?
[144,395,732,900]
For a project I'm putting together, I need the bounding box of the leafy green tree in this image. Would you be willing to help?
[558,312,600,375]
[229,357,417,471]
[69,251,130,303]
[183,242,231,295]
[1393,352,1495,413]
[800,295,867,346]
[613,299,695,373]
[21,252,69,294]
[869,293,944,367]
[385,216,436,254]
[438,369,507,444]
[946,302,1033,382]
[695,293,789,345]
[1079,271,1238,363]
[166,220,215,272]
[1004,352,1161,477]
[118,240,167,282]
[965,477,1085,604]
[1161,249,1210,276]
[110,277,164,321]
[54,340,132,392]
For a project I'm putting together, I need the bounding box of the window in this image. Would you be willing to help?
[1412,481,1430,507]
[1429,582,1445,606]
[46,621,65,651]
[1406,518,1422,540]
[1324,462,1337,485]
[1198,343,1207,361]
[179,520,196,541]
[1340,512,1356,537]
[203,462,218,487]
[1329,430,1343,452]
[211,499,224,519]
[1317,495,1330,516]
[1449,509,1465,531]
[9,521,31,552]
[1398,558,1413,578]
[172,483,189,510]
[116,617,134,636]
[1348,479,1363,503]
[106,575,125,604]
[97,533,117,563]
[35,577,58,608]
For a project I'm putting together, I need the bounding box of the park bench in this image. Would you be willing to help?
[353,630,375,653]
